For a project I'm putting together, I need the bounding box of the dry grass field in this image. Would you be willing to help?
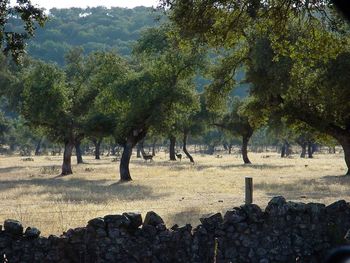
[0,150,349,236]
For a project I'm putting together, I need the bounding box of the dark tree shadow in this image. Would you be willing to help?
[132,157,294,172]
[0,166,29,173]
[255,174,350,200]
[0,177,168,204]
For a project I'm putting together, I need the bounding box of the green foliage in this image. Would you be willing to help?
[0,0,47,62]
[18,50,128,143]
[22,62,68,134]
[0,110,9,143]
[129,25,203,139]
[216,97,254,139]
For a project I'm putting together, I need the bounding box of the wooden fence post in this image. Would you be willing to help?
[245,177,253,205]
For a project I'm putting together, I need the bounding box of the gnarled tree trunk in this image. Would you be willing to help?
[169,136,176,161]
[183,131,194,163]
[119,129,147,181]
[93,138,102,160]
[120,139,133,181]
[337,135,350,176]
[75,139,83,164]
[62,140,74,175]
[242,135,251,164]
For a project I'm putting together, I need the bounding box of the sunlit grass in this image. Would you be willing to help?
[0,149,348,236]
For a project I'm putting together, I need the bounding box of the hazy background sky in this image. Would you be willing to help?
[25,0,159,9]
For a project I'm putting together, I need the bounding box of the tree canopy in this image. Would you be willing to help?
[0,0,46,61]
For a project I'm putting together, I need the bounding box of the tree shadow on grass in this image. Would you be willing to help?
[0,177,168,204]
[321,174,350,183]
[0,166,29,173]
[170,163,294,171]
[133,159,294,172]
[255,174,350,200]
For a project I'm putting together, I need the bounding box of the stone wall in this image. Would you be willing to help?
[1,196,350,263]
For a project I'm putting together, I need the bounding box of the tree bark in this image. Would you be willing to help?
[169,136,176,161]
[228,144,232,155]
[281,144,286,158]
[307,142,314,158]
[119,130,147,181]
[281,140,290,158]
[93,138,102,160]
[183,131,194,163]
[152,140,156,156]
[139,138,147,157]
[242,135,252,164]
[34,137,43,156]
[136,143,142,158]
[120,139,133,181]
[62,140,74,175]
[75,140,83,164]
[337,136,350,176]
[344,143,350,176]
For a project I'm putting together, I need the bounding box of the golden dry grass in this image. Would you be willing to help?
[0,150,348,236]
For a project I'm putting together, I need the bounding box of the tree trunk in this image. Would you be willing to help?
[136,143,142,158]
[183,131,194,163]
[62,140,74,175]
[120,140,133,181]
[228,144,232,155]
[75,140,83,164]
[307,142,314,158]
[300,143,307,158]
[207,145,215,155]
[281,140,290,158]
[242,135,251,164]
[281,144,286,158]
[139,138,147,157]
[152,140,156,156]
[119,130,146,181]
[169,136,176,161]
[34,137,43,156]
[92,138,102,160]
[338,136,350,176]
[344,143,350,176]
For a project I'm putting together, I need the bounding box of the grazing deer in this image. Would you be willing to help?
[143,154,153,162]
[176,153,182,161]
